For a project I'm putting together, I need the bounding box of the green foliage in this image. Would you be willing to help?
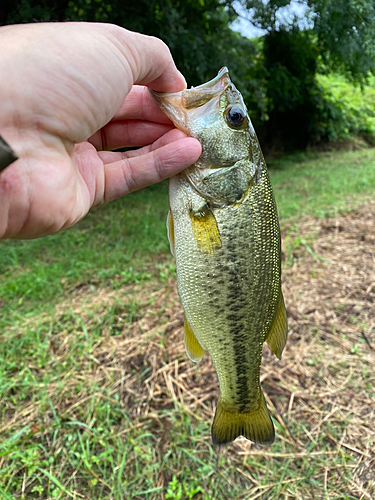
[316,74,375,143]
[240,0,375,147]
[165,475,205,499]
[310,0,375,81]
[242,0,293,31]
[242,0,375,81]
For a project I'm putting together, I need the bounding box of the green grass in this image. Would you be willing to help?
[269,148,375,220]
[0,182,171,327]
[1,147,374,328]
[0,299,368,499]
[1,147,375,499]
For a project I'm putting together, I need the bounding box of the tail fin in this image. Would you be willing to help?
[211,394,275,446]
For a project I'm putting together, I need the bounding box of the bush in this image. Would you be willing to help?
[316,74,375,144]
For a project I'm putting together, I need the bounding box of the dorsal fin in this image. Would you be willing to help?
[265,291,288,360]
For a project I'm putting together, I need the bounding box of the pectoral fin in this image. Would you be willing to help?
[265,291,288,360]
[189,206,221,254]
[166,210,175,257]
[184,313,205,363]
[211,393,275,445]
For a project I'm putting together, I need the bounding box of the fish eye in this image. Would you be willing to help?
[225,106,245,128]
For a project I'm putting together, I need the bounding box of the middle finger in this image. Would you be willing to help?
[89,120,174,151]
[97,128,189,164]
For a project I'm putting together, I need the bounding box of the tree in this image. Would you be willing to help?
[261,27,324,149]
[310,0,375,81]
[237,0,375,148]
[240,0,375,80]
[2,0,374,149]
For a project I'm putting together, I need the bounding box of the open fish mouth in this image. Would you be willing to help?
[150,67,252,172]
[149,67,231,131]
[195,67,229,89]
[180,67,230,110]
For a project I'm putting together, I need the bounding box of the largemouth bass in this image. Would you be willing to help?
[151,68,288,445]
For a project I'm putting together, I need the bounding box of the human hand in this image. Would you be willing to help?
[0,22,201,239]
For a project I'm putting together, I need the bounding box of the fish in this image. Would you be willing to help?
[150,67,288,446]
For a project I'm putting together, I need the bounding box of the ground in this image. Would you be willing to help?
[2,145,375,499]
[2,199,374,499]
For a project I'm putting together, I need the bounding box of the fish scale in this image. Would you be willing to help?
[171,167,279,412]
[151,67,288,445]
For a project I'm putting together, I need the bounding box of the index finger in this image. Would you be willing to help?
[108,27,187,93]
[112,86,172,124]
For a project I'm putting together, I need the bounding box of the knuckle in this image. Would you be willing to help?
[149,36,171,60]
[153,150,166,181]
[122,159,138,193]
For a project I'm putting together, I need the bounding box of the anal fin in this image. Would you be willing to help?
[212,393,275,446]
[266,291,288,360]
[184,313,205,363]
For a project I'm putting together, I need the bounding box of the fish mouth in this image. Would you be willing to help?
[193,67,229,91]
[181,67,230,110]
[151,67,229,100]
[149,67,231,132]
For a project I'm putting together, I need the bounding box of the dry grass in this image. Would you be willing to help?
[1,201,375,499]
[278,200,375,497]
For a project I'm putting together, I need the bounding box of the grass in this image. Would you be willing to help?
[2,148,375,327]
[0,182,171,327]
[1,147,375,499]
[269,148,375,220]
